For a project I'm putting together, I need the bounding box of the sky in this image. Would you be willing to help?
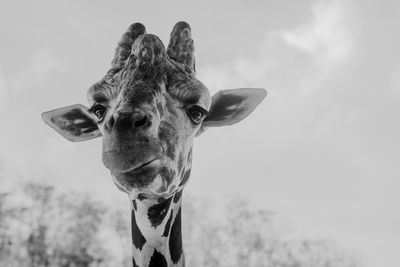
[0,0,399,266]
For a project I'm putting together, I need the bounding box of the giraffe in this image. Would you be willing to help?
[42,22,266,267]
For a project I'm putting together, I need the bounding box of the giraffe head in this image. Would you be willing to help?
[42,22,266,201]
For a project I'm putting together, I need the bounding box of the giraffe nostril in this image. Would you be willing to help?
[134,115,149,129]
[108,111,151,132]
[117,116,133,131]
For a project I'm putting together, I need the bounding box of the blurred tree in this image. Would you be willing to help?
[0,193,13,261]
[23,183,53,266]
[182,195,358,267]
[20,183,111,266]
[106,208,132,266]
[0,191,28,266]
[48,192,107,266]
[0,182,359,267]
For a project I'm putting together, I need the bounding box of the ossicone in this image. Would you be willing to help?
[111,23,146,69]
[167,21,195,71]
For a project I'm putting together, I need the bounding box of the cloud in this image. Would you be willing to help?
[199,0,355,97]
[11,49,66,95]
[280,0,353,63]
[0,49,67,169]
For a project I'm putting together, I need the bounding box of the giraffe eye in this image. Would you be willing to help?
[187,106,207,125]
[89,104,107,122]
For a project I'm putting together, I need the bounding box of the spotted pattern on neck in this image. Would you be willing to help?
[130,190,184,267]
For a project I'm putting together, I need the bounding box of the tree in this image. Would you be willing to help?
[19,183,113,266]
[182,195,358,267]
[0,182,359,267]
[0,191,29,266]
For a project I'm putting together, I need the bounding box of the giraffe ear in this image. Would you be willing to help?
[41,104,101,142]
[196,88,266,136]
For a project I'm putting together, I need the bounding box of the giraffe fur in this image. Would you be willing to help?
[131,191,184,266]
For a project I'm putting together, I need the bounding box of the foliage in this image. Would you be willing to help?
[183,197,358,267]
[0,183,122,266]
[0,182,358,267]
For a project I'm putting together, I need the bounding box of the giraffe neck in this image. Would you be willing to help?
[130,191,184,267]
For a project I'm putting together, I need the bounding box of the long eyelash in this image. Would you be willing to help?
[88,104,103,113]
[190,106,208,116]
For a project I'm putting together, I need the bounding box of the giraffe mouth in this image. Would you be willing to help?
[110,158,164,193]
[132,159,158,171]
[123,158,161,176]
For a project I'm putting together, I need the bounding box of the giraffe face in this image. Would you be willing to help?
[41,22,267,201]
[86,63,211,199]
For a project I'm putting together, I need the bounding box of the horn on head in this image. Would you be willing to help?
[129,34,167,81]
[132,34,167,67]
[111,23,146,69]
[167,21,195,71]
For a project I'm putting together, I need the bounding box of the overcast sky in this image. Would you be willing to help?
[0,0,399,266]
